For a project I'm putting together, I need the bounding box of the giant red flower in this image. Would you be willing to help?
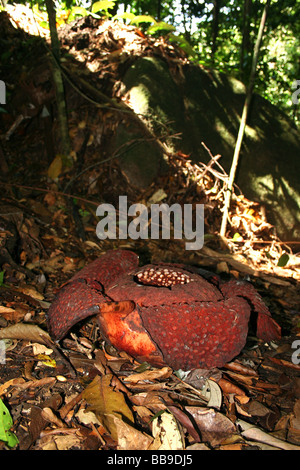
[47,249,281,370]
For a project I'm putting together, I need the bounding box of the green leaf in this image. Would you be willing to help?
[79,209,90,217]
[130,15,155,25]
[0,399,19,448]
[277,253,289,267]
[168,33,196,57]
[232,232,243,241]
[264,250,272,259]
[0,270,8,288]
[92,0,115,14]
[32,4,41,15]
[40,20,49,30]
[70,6,88,17]
[89,12,101,19]
[113,12,136,22]
[4,430,19,448]
[147,21,176,35]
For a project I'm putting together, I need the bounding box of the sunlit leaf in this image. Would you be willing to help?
[130,15,156,25]
[92,1,115,14]
[113,12,136,22]
[147,21,176,34]
[232,232,243,241]
[167,406,201,443]
[151,411,184,450]
[168,33,196,57]
[35,354,56,368]
[70,6,88,17]
[39,21,49,30]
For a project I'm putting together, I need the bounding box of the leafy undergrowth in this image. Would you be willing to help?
[0,6,299,451]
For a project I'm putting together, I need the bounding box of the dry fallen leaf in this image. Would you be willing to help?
[186,406,237,447]
[225,361,258,376]
[82,374,134,441]
[132,405,153,424]
[147,188,168,205]
[167,406,201,443]
[0,378,26,396]
[0,305,25,322]
[151,411,184,450]
[76,408,101,427]
[130,391,167,414]
[186,442,210,450]
[37,433,82,450]
[205,379,223,409]
[124,366,172,383]
[288,399,300,445]
[32,343,53,356]
[218,377,247,397]
[108,413,153,450]
[16,285,45,301]
[47,155,62,180]
[237,419,300,450]
[0,323,51,344]
[0,306,16,315]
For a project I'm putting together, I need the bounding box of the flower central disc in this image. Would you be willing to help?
[135,267,191,287]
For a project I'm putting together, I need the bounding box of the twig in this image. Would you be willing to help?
[220,0,271,237]
[0,181,99,207]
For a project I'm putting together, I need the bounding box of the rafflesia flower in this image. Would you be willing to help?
[47,249,281,370]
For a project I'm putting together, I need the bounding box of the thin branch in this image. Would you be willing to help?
[220,0,271,238]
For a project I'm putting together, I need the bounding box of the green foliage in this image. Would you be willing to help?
[91,0,115,16]
[67,6,88,21]
[129,14,156,25]
[114,12,136,22]
[113,10,195,57]
[0,270,5,285]
[147,21,176,34]
[277,253,290,267]
[168,33,196,58]
[3,0,299,124]
[0,398,19,448]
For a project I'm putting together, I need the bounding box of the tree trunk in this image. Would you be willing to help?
[240,0,252,82]
[45,0,71,162]
[157,0,161,20]
[211,0,221,64]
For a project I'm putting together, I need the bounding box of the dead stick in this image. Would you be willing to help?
[220,0,271,237]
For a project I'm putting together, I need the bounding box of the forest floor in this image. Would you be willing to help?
[0,5,299,451]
